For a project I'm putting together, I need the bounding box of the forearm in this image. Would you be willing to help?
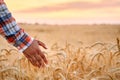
[0,1,34,52]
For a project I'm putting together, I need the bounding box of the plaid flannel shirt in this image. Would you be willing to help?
[0,2,34,52]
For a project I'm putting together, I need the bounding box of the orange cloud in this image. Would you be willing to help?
[16,1,120,13]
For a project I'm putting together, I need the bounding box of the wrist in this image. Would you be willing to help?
[18,37,34,53]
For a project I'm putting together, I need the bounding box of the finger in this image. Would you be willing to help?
[25,54,39,67]
[35,54,45,68]
[35,55,42,68]
[37,40,47,49]
[28,57,38,67]
[24,53,38,67]
[31,56,41,68]
[38,51,48,64]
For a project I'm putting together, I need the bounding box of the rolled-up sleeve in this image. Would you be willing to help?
[0,2,34,53]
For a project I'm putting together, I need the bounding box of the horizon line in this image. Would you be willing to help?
[18,22,120,25]
[16,19,120,25]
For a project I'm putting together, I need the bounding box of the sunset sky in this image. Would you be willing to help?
[5,0,120,24]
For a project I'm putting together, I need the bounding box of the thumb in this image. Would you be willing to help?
[36,40,47,49]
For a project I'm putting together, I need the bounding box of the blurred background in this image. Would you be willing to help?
[1,0,119,50]
[5,0,120,24]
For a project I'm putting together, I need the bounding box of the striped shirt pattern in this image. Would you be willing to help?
[0,2,33,52]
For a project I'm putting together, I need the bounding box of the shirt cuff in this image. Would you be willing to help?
[18,37,34,53]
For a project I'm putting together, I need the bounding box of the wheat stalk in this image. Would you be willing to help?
[117,38,120,55]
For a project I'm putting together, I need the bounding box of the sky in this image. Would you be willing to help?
[5,0,120,24]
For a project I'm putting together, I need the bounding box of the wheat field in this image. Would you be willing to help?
[0,24,120,80]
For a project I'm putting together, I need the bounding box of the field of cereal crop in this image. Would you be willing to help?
[0,24,120,80]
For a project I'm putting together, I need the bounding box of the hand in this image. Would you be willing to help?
[23,40,48,68]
